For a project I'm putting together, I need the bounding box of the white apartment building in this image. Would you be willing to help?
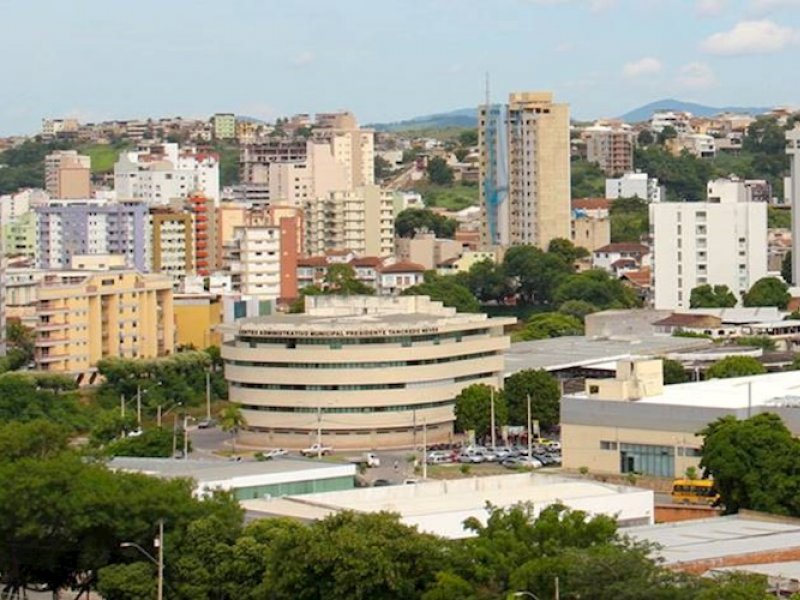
[707,178,771,205]
[651,196,767,310]
[114,143,220,205]
[671,134,716,159]
[312,112,375,190]
[649,111,691,134]
[605,173,663,203]
[788,127,800,283]
[304,185,394,257]
[227,226,282,300]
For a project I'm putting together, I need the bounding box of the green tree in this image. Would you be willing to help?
[454,384,507,438]
[96,563,156,600]
[503,245,572,304]
[706,356,766,379]
[0,420,70,461]
[105,427,184,458]
[289,284,324,313]
[395,207,457,238]
[557,299,599,321]
[547,237,589,266]
[571,159,606,197]
[553,269,640,309]
[0,372,86,430]
[610,196,650,243]
[458,129,478,147]
[743,277,791,308]
[324,263,375,295]
[427,156,454,185]
[657,125,678,144]
[637,129,654,146]
[374,155,392,180]
[264,511,445,600]
[782,251,793,285]
[463,259,511,303]
[700,413,800,515]
[690,284,738,308]
[503,369,561,429]
[220,403,247,456]
[403,273,481,313]
[662,358,690,384]
[769,207,791,229]
[516,312,584,341]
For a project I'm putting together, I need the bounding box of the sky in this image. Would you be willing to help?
[1,0,800,135]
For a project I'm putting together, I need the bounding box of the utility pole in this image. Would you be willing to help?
[527,394,532,460]
[747,381,753,419]
[157,405,162,428]
[554,576,560,600]
[136,384,142,427]
[156,519,164,600]
[172,414,178,458]
[183,413,189,460]
[317,406,322,459]
[422,419,428,480]
[205,370,212,421]
[490,388,496,449]
[120,394,125,419]
[412,408,417,448]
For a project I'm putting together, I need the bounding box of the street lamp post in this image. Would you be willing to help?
[121,519,164,600]
[513,576,559,600]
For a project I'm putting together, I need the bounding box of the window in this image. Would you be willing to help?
[619,443,674,477]
[600,441,618,450]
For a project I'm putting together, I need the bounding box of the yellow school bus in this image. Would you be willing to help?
[671,479,719,505]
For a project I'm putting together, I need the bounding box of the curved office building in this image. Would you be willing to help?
[222,296,513,449]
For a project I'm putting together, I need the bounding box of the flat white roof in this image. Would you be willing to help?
[505,335,712,375]
[243,473,654,538]
[628,514,800,565]
[621,370,800,410]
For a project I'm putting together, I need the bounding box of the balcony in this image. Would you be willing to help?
[37,322,69,331]
[36,353,69,364]
[35,337,69,347]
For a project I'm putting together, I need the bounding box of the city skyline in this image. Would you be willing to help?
[2,0,800,135]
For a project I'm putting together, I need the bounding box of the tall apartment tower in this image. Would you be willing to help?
[45,150,91,199]
[480,92,571,249]
[788,127,800,284]
[651,196,767,310]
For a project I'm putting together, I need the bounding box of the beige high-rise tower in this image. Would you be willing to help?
[480,91,571,249]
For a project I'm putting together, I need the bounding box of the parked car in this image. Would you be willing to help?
[300,443,333,457]
[458,451,484,464]
[197,419,217,429]
[502,456,543,469]
[347,452,381,468]
[262,448,288,459]
[372,479,392,487]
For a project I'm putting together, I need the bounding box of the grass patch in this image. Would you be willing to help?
[411,183,478,211]
[78,143,131,173]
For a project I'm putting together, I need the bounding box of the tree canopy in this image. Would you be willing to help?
[553,269,641,310]
[503,369,561,429]
[700,413,800,516]
[453,384,507,438]
[609,197,649,243]
[689,284,738,308]
[403,273,481,313]
[427,156,454,185]
[743,277,790,309]
[395,208,457,239]
[515,312,584,342]
[662,358,690,385]
[706,356,766,379]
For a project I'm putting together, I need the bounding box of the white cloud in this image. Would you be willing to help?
[555,41,575,53]
[701,19,797,55]
[696,0,726,16]
[290,51,316,66]
[622,57,663,78]
[676,62,716,89]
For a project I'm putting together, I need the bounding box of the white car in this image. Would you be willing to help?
[263,448,288,459]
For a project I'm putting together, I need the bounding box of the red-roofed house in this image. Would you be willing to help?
[379,261,426,295]
[572,198,611,218]
[593,242,650,274]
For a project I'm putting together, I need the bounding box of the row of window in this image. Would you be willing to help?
[600,440,701,457]
[237,328,489,348]
[231,372,494,392]
[226,350,498,369]
[240,399,454,414]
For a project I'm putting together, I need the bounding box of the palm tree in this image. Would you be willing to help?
[219,404,246,456]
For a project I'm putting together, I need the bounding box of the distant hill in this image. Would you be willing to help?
[619,99,770,123]
[369,108,477,132]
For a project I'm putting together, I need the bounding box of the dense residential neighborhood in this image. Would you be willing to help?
[3,1,800,598]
